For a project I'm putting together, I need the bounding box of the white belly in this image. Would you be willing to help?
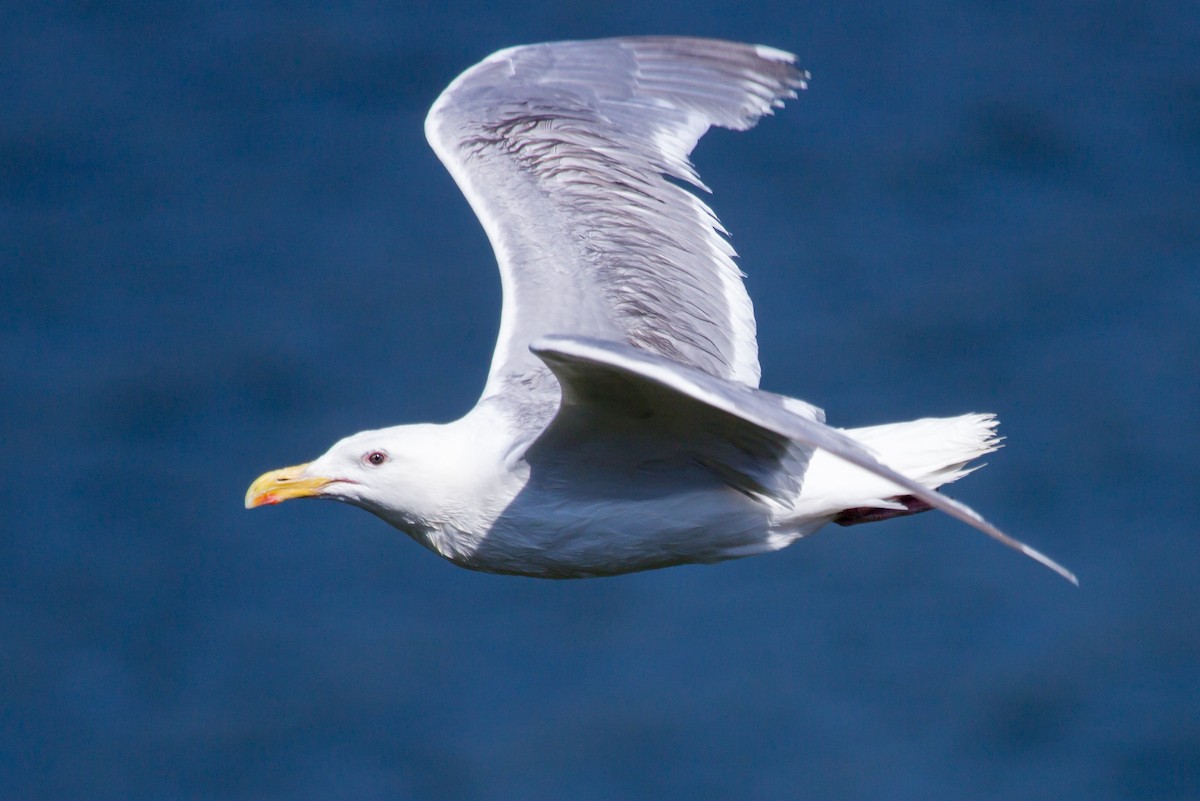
[440,484,783,578]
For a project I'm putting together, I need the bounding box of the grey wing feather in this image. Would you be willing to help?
[425,37,808,402]
[529,334,817,506]
[532,335,1079,586]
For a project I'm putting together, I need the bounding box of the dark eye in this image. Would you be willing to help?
[364,450,388,467]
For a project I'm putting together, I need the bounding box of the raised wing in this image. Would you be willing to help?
[425,37,807,401]
[531,335,1079,585]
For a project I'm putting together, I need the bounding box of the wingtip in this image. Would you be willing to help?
[976,512,1078,586]
[969,509,1079,586]
[1020,543,1080,586]
[753,43,796,63]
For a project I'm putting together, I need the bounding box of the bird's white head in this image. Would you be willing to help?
[245,415,519,546]
[245,425,447,522]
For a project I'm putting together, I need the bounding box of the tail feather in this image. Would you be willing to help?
[796,413,1002,517]
[802,412,1077,585]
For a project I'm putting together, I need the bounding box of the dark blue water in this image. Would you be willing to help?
[4,2,1198,799]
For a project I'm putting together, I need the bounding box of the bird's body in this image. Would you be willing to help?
[247,37,1075,584]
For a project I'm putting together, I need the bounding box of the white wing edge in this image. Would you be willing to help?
[533,335,1078,586]
[424,65,529,394]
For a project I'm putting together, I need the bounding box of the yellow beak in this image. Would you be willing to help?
[244,462,331,508]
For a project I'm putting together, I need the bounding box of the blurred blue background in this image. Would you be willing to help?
[3,2,1197,799]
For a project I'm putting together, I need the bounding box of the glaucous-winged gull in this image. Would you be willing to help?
[246,37,1075,584]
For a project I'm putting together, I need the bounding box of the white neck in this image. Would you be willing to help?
[365,404,533,560]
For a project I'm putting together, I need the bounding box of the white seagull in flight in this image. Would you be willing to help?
[246,37,1076,584]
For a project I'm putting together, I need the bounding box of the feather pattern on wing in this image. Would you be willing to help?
[531,335,1079,585]
[425,37,808,402]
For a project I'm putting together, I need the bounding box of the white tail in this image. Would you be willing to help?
[790,412,1077,585]
[797,413,1002,514]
